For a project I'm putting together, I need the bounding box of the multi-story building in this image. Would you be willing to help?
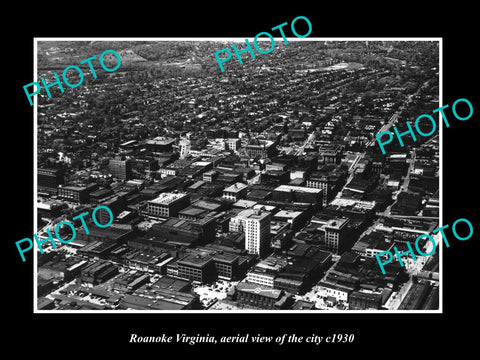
[38,168,64,194]
[229,209,253,233]
[109,156,133,180]
[223,182,248,202]
[179,139,191,159]
[149,216,216,247]
[113,272,150,292]
[272,185,323,205]
[324,218,350,254]
[146,136,176,153]
[146,192,190,218]
[203,170,218,183]
[316,280,354,303]
[81,261,119,286]
[306,172,344,206]
[318,144,343,164]
[351,231,394,258]
[96,196,126,225]
[177,253,216,283]
[246,270,276,287]
[178,206,210,221]
[75,226,133,246]
[229,209,271,258]
[245,210,271,257]
[235,282,285,309]
[246,255,287,287]
[158,167,178,177]
[246,139,276,158]
[57,184,98,203]
[134,157,159,173]
[349,291,383,310]
[273,210,308,232]
[226,138,241,152]
[212,253,245,281]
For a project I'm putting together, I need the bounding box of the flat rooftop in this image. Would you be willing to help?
[224,182,248,193]
[246,210,271,221]
[178,253,212,267]
[192,161,212,167]
[329,198,376,210]
[233,199,257,208]
[324,218,349,230]
[192,199,223,211]
[212,252,239,264]
[253,204,277,212]
[236,282,283,300]
[274,185,322,194]
[149,192,188,205]
[153,276,190,292]
[274,210,303,219]
[58,185,86,191]
[234,208,264,219]
[178,206,208,216]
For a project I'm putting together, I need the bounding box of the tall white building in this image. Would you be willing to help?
[179,139,191,159]
[229,208,258,232]
[244,210,271,257]
[229,209,271,256]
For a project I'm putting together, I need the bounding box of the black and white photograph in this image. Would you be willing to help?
[6,4,478,355]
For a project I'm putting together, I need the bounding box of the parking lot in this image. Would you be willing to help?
[294,288,348,310]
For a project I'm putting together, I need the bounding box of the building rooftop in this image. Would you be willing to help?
[212,252,239,264]
[253,204,277,212]
[274,210,303,219]
[274,185,322,194]
[120,294,192,310]
[126,251,164,265]
[246,210,271,221]
[79,240,118,254]
[329,198,376,211]
[352,232,393,253]
[339,251,360,264]
[324,218,350,230]
[76,226,132,240]
[224,182,248,193]
[149,192,188,205]
[292,299,315,310]
[178,206,208,217]
[191,199,224,211]
[146,137,176,146]
[188,181,205,190]
[236,281,283,300]
[158,216,215,232]
[254,255,288,272]
[191,161,212,167]
[58,185,86,191]
[178,253,213,268]
[153,276,190,292]
[233,199,257,209]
